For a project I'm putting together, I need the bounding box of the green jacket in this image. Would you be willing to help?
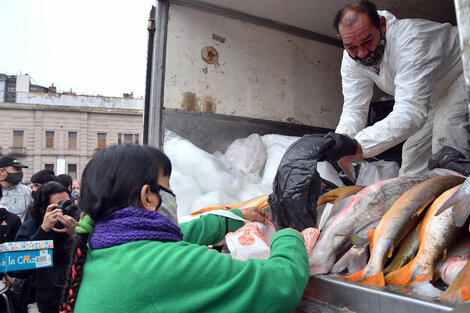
[74,209,309,313]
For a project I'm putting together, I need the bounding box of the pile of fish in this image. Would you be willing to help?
[312,171,470,305]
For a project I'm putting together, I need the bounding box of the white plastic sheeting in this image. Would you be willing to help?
[164,130,344,217]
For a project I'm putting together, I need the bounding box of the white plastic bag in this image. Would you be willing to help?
[225,222,320,261]
[219,134,267,177]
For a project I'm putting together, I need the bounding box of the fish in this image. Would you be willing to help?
[309,169,457,276]
[435,175,470,228]
[317,185,365,206]
[384,225,420,274]
[316,195,356,231]
[384,185,465,285]
[190,195,269,215]
[436,237,470,285]
[331,244,369,275]
[341,174,465,287]
[439,255,469,286]
[440,258,470,304]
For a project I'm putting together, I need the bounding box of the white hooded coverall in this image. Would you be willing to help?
[335,11,470,175]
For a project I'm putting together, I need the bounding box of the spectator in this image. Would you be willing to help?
[0,186,21,244]
[71,180,79,193]
[15,181,80,313]
[0,157,31,222]
[56,175,72,192]
[31,169,57,197]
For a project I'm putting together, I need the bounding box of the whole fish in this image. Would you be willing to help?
[435,175,470,228]
[436,237,470,285]
[384,225,420,274]
[385,185,464,285]
[190,195,269,215]
[341,174,465,287]
[440,259,470,304]
[317,185,365,206]
[309,169,456,276]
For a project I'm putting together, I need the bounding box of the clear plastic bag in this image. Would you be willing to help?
[356,160,400,186]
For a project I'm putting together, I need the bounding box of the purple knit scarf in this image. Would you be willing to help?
[89,206,183,250]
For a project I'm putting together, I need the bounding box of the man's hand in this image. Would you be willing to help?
[240,206,272,225]
[319,132,359,161]
[41,204,63,232]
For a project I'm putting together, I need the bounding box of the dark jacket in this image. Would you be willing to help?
[14,218,71,312]
[0,206,22,244]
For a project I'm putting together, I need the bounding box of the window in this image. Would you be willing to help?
[45,164,54,171]
[68,132,77,149]
[45,131,54,148]
[117,133,122,145]
[124,134,133,144]
[68,164,77,179]
[135,134,139,144]
[97,133,107,149]
[13,130,24,147]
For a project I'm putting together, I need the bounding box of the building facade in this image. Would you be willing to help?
[0,74,144,183]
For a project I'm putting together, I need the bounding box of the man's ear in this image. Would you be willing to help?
[380,16,386,34]
[139,184,160,211]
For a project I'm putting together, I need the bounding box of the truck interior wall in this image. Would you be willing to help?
[161,4,345,152]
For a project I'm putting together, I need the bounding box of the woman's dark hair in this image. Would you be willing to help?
[61,144,172,313]
[333,0,380,34]
[30,181,69,221]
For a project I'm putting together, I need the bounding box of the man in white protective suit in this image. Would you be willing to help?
[320,0,470,176]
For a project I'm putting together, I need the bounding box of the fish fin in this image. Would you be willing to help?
[441,249,447,262]
[453,197,470,227]
[317,194,337,206]
[435,188,461,216]
[334,234,368,248]
[257,201,270,210]
[385,261,417,285]
[412,196,436,218]
[340,268,367,282]
[387,247,394,259]
[360,272,385,287]
[367,229,375,250]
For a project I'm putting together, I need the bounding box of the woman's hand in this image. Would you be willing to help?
[53,215,80,236]
[41,204,62,232]
[240,206,272,225]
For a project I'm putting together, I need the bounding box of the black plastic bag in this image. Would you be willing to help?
[268,134,334,231]
[428,146,470,176]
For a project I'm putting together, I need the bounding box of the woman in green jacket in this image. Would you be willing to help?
[60,144,309,313]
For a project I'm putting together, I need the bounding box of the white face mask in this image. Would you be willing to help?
[156,186,178,225]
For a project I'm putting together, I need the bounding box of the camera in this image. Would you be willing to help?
[54,199,81,229]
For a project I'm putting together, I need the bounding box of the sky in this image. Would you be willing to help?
[0,0,156,98]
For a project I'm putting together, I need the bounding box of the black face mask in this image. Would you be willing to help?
[3,172,23,186]
[350,33,386,67]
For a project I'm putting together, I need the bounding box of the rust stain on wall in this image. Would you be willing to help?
[201,46,219,65]
[286,117,302,124]
[181,92,200,111]
[202,96,216,113]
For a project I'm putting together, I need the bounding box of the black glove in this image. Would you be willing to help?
[319,132,358,162]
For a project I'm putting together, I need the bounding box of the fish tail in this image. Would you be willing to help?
[339,268,371,283]
[360,272,385,287]
[384,261,414,285]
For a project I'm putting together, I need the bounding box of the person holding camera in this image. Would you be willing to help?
[15,181,81,313]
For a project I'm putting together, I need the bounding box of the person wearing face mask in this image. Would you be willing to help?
[0,156,32,222]
[60,144,310,313]
[320,0,470,176]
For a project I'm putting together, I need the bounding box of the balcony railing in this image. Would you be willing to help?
[8,147,26,155]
